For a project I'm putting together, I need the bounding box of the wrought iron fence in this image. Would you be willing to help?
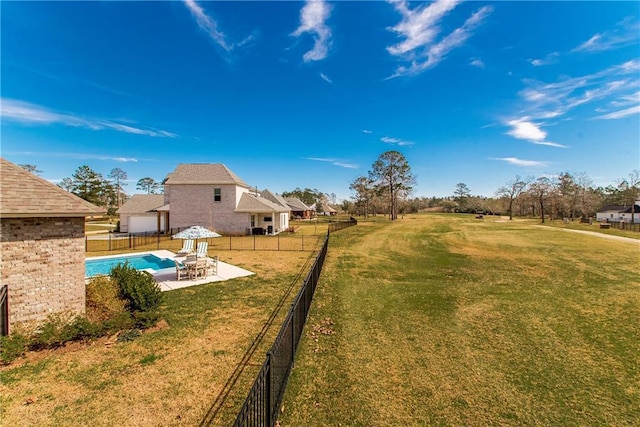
[0,285,8,336]
[233,219,356,427]
[85,231,325,253]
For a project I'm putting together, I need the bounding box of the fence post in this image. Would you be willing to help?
[266,352,272,426]
[85,236,88,252]
[109,234,112,251]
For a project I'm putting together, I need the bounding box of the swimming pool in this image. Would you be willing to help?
[85,254,174,278]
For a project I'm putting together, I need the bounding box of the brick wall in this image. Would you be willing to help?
[0,217,86,331]
[168,184,250,234]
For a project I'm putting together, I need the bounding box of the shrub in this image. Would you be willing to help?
[86,276,127,322]
[110,262,163,327]
[0,332,28,364]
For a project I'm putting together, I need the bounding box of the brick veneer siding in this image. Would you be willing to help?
[167,184,250,234]
[0,217,86,331]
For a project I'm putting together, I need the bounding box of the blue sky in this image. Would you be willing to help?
[2,1,639,201]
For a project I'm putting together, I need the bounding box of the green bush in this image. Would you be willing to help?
[0,332,28,364]
[86,276,127,322]
[110,262,163,327]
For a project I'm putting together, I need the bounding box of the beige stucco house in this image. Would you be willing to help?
[0,158,105,333]
[162,163,290,235]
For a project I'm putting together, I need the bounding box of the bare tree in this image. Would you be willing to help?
[496,175,529,220]
[108,168,128,208]
[529,177,553,223]
[349,175,375,218]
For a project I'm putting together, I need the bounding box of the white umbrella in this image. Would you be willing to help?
[172,225,221,246]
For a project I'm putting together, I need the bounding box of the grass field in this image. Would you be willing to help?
[280,214,640,426]
[0,248,318,426]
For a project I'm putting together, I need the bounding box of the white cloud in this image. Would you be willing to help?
[292,0,332,62]
[503,59,640,143]
[531,141,568,148]
[529,51,560,66]
[305,157,358,169]
[6,150,139,163]
[319,72,333,84]
[596,105,640,120]
[1,98,176,138]
[381,136,414,146]
[184,0,231,51]
[573,17,640,53]
[506,120,547,141]
[361,129,373,134]
[492,157,548,167]
[470,58,485,68]
[387,1,492,78]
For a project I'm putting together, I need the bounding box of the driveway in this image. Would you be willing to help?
[533,225,640,245]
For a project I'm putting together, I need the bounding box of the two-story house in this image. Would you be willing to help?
[163,163,289,235]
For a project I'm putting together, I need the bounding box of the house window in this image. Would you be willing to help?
[610,214,613,218]
[264,216,272,222]
[214,188,221,202]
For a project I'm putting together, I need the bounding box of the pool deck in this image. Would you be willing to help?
[86,250,255,291]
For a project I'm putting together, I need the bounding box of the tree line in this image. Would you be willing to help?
[346,166,640,223]
[19,164,162,215]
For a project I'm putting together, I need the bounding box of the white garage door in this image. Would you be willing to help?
[129,216,159,233]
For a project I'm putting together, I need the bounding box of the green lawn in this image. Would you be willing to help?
[280,214,640,426]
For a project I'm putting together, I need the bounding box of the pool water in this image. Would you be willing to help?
[86,254,174,277]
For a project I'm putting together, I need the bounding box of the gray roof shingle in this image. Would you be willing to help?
[0,157,105,218]
[235,193,290,213]
[163,163,250,187]
[117,194,166,214]
[285,197,311,211]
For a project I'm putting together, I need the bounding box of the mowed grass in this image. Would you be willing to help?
[0,248,318,426]
[280,213,640,426]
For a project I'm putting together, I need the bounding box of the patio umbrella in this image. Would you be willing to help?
[172,225,221,247]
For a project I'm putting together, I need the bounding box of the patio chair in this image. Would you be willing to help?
[177,239,195,255]
[175,260,188,281]
[207,255,219,276]
[189,257,208,280]
[196,242,208,258]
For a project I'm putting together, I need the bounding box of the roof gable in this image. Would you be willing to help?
[261,189,289,209]
[235,193,290,213]
[163,163,250,187]
[117,194,166,214]
[285,197,311,211]
[0,157,105,218]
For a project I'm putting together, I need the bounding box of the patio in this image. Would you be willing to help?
[87,250,255,291]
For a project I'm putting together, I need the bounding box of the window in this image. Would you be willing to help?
[214,188,221,202]
[264,216,272,222]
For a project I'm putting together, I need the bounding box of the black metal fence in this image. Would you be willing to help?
[0,285,8,336]
[85,232,325,253]
[233,219,356,427]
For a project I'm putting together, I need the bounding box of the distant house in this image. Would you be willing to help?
[311,202,338,216]
[117,194,168,234]
[162,163,290,235]
[0,158,105,333]
[286,197,312,219]
[596,202,640,223]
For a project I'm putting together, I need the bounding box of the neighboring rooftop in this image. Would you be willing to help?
[0,157,105,218]
[163,163,250,187]
[117,194,166,214]
[285,197,311,211]
[235,193,290,213]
